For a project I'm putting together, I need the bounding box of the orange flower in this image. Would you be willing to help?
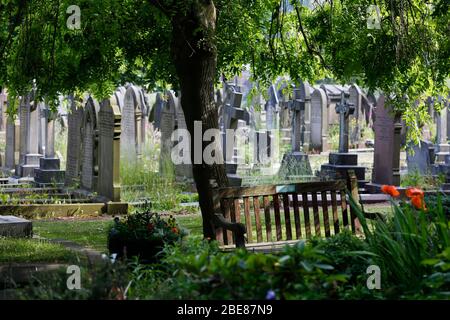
[411,196,427,211]
[381,185,400,198]
[405,188,424,199]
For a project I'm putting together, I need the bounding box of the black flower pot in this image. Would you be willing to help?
[108,233,165,263]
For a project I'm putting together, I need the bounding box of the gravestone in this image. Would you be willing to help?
[121,86,143,159]
[368,94,402,188]
[435,103,449,163]
[19,98,43,177]
[114,86,126,111]
[79,97,99,190]
[159,91,177,175]
[310,87,329,152]
[348,84,365,147]
[0,216,32,237]
[34,104,65,185]
[265,84,279,131]
[149,92,165,131]
[221,87,250,186]
[320,92,366,185]
[320,84,350,125]
[278,85,313,178]
[173,92,193,179]
[64,95,84,186]
[97,97,121,202]
[16,95,30,175]
[407,140,433,174]
[5,116,20,170]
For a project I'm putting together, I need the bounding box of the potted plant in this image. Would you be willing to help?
[107,209,186,262]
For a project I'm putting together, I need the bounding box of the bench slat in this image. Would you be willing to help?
[282,194,292,240]
[311,192,321,237]
[253,196,263,242]
[340,190,349,229]
[263,195,272,242]
[292,193,301,239]
[331,190,340,234]
[243,197,252,243]
[222,199,232,245]
[233,198,240,223]
[302,192,311,238]
[321,191,331,237]
[273,194,282,241]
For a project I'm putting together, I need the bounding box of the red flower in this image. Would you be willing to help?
[406,188,427,211]
[147,223,154,232]
[381,185,400,198]
[405,188,424,199]
[172,227,179,234]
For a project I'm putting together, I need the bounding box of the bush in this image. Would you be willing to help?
[125,236,379,300]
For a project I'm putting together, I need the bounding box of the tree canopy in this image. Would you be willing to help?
[0,0,449,142]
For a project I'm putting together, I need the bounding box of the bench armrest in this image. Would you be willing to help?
[212,213,247,248]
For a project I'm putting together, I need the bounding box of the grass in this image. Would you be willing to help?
[33,219,114,252]
[0,238,74,264]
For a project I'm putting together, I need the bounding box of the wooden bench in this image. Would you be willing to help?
[212,174,377,251]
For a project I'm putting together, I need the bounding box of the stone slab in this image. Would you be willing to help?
[328,153,358,166]
[38,157,61,170]
[0,215,32,237]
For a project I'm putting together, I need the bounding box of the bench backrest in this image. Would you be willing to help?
[213,180,357,245]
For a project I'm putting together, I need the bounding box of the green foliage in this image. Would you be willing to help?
[349,193,450,297]
[401,170,446,190]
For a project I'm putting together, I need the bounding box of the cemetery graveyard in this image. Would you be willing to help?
[0,1,449,301]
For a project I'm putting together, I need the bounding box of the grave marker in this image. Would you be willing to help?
[97,97,121,202]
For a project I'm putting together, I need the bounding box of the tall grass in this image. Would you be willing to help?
[349,193,449,294]
[120,124,184,211]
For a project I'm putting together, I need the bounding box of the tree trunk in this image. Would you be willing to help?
[170,1,228,239]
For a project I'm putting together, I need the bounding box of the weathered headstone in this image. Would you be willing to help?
[265,84,279,131]
[407,140,433,175]
[5,115,20,170]
[19,98,43,177]
[435,103,449,163]
[320,84,350,125]
[348,84,366,147]
[310,87,329,152]
[221,87,250,186]
[64,95,84,186]
[159,91,177,175]
[97,97,121,202]
[79,97,99,190]
[34,104,65,185]
[369,94,402,187]
[173,92,193,179]
[121,86,143,159]
[320,92,366,184]
[278,83,313,179]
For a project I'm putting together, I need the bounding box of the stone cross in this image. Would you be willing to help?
[290,89,306,152]
[335,92,355,153]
